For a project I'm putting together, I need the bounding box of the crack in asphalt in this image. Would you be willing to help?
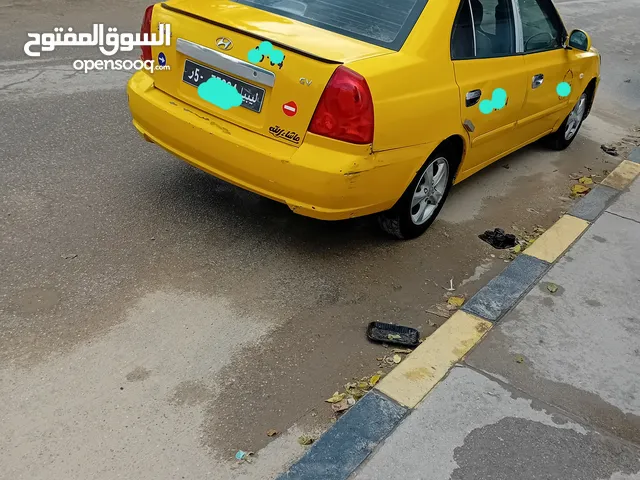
[0,70,44,91]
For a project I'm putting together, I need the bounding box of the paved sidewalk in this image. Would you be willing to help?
[351,178,640,479]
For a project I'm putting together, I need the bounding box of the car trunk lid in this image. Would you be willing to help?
[150,0,391,147]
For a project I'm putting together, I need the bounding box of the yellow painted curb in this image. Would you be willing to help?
[523,214,589,263]
[375,311,492,408]
[601,160,640,191]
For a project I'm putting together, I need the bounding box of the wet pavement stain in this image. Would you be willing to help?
[452,417,640,480]
[10,287,60,314]
[169,380,215,407]
[467,329,640,444]
[126,366,151,382]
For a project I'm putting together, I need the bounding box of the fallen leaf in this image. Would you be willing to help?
[547,283,558,294]
[513,244,522,254]
[392,348,412,354]
[384,356,397,365]
[298,435,315,446]
[266,429,278,437]
[426,304,452,319]
[393,354,402,364]
[579,176,593,185]
[369,374,382,387]
[387,334,401,340]
[331,398,352,413]
[571,184,591,196]
[447,296,465,308]
[325,392,345,403]
[515,355,525,364]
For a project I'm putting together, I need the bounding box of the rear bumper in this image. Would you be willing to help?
[127,71,427,220]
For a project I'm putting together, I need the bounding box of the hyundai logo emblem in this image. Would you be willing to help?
[216,37,233,51]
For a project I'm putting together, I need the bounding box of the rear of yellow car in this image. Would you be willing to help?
[127,0,431,220]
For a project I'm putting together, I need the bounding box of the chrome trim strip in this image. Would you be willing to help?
[176,38,275,88]
[511,0,524,53]
[467,0,477,57]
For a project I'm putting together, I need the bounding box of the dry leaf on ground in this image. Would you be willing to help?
[369,374,382,387]
[447,296,465,308]
[579,176,594,185]
[571,184,591,197]
[331,398,353,413]
[325,392,345,403]
[298,435,315,446]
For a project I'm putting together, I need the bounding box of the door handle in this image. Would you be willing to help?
[532,74,544,89]
[466,89,482,107]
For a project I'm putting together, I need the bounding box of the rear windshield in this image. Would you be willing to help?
[230,0,429,50]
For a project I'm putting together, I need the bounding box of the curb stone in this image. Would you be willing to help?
[277,146,640,480]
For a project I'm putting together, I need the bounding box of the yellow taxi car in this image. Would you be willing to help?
[127,0,600,239]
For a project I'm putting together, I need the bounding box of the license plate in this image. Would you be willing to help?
[182,59,265,113]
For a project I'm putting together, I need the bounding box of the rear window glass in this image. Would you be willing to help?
[230,0,429,50]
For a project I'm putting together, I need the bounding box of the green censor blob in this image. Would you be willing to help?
[480,88,508,114]
[197,77,243,110]
[556,82,571,97]
[248,41,285,69]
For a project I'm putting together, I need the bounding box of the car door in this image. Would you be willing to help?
[452,0,528,175]
[515,0,572,140]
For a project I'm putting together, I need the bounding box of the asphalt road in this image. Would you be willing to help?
[1,0,638,478]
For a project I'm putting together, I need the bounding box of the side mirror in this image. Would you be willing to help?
[567,29,591,51]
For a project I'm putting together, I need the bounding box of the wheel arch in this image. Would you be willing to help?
[583,77,598,120]
[440,134,467,182]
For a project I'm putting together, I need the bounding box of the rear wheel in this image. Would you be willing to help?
[378,147,457,240]
[544,91,588,150]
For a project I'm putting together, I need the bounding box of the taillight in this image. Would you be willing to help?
[309,66,374,144]
[140,5,154,62]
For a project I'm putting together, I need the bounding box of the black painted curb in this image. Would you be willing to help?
[278,390,408,480]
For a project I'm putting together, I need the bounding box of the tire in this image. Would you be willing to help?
[378,146,458,240]
[544,90,589,151]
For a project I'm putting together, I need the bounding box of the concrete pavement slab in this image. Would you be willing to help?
[352,367,640,480]
[607,177,640,222]
[467,211,640,444]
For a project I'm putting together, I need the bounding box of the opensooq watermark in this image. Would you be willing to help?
[23,23,172,73]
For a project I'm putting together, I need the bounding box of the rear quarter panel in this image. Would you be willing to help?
[349,0,465,154]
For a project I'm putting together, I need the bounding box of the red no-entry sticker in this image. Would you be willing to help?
[282,101,297,117]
